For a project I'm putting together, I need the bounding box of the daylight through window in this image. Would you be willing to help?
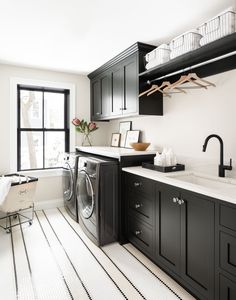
[17,85,69,171]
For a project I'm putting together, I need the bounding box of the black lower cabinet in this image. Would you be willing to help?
[220,232,236,277]
[124,172,216,300]
[127,213,154,256]
[156,184,181,275]
[220,275,236,300]
[181,191,215,300]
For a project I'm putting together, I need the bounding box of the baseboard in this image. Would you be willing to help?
[34,198,64,210]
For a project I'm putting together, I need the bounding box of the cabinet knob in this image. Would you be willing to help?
[134,182,142,187]
[135,203,142,209]
[135,230,142,236]
[173,197,178,203]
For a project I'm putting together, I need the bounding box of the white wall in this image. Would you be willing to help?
[104,69,236,178]
[0,63,108,205]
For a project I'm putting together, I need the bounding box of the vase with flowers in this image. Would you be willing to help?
[72,118,98,146]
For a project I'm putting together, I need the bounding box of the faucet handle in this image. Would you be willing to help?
[225,158,233,170]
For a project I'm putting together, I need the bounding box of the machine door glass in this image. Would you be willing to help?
[63,162,74,201]
[77,170,95,219]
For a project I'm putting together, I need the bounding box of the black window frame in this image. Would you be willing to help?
[17,84,70,171]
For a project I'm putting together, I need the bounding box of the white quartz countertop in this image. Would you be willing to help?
[122,166,236,205]
[76,146,156,159]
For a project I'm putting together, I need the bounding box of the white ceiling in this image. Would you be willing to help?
[0,0,235,75]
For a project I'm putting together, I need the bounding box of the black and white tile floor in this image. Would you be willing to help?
[0,208,195,300]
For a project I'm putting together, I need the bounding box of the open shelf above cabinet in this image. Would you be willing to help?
[139,32,236,83]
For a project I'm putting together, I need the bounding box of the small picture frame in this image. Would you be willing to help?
[111,133,121,147]
[119,121,132,147]
[124,130,140,148]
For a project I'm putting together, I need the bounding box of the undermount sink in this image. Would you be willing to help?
[168,173,236,193]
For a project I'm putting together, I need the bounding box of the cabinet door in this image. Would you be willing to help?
[181,191,215,300]
[220,231,236,277]
[111,65,123,116]
[156,184,181,275]
[91,78,102,120]
[100,73,111,118]
[123,54,138,115]
[220,275,236,300]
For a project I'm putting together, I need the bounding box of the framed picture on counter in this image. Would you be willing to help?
[119,121,132,147]
[111,133,121,147]
[124,130,140,148]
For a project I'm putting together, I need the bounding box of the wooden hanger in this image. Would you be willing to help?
[169,72,215,90]
[187,73,216,87]
[139,83,171,98]
[148,81,186,96]
[147,81,170,96]
[139,84,158,97]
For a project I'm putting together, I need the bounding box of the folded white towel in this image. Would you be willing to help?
[0,177,12,206]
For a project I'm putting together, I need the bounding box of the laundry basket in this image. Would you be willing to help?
[0,174,38,233]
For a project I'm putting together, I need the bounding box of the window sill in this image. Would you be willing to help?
[20,168,63,178]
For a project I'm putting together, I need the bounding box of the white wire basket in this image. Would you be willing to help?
[199,8,236,46]
[145,44,171,69]
[170,30,202,59]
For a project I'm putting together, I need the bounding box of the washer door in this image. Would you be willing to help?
[63,162,73,201]
[77,170,95,219]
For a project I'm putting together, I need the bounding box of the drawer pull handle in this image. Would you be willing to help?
[134,182,142,187]
[135,230,142,236]
[135,203,142,209]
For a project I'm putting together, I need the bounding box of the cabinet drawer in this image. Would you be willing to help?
[128,192,154,226]
[220,232,236,277]
[127,214,154,255]
[220,204,236,232]
[125,173,154,196]
[220,274,236,300]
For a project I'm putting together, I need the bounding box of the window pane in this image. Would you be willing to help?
[20,90,42,128]
[44,92,64,128]
[45,132,65,168]
[20,132,43,170]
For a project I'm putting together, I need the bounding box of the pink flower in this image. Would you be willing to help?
[72,118,81,126]
[88,122,97,131]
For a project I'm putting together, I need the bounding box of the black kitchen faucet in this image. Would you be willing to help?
[202,134,232,177]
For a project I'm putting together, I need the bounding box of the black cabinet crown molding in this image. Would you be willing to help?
[88,42,156,79]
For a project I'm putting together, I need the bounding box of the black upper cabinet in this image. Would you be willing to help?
[123,54,138,115]
[111,54,138,116]
[111,64,123,117]
[91,72,111,120]
[91,78,102,119]
[88,42,163,121]
[100,73,111,118]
